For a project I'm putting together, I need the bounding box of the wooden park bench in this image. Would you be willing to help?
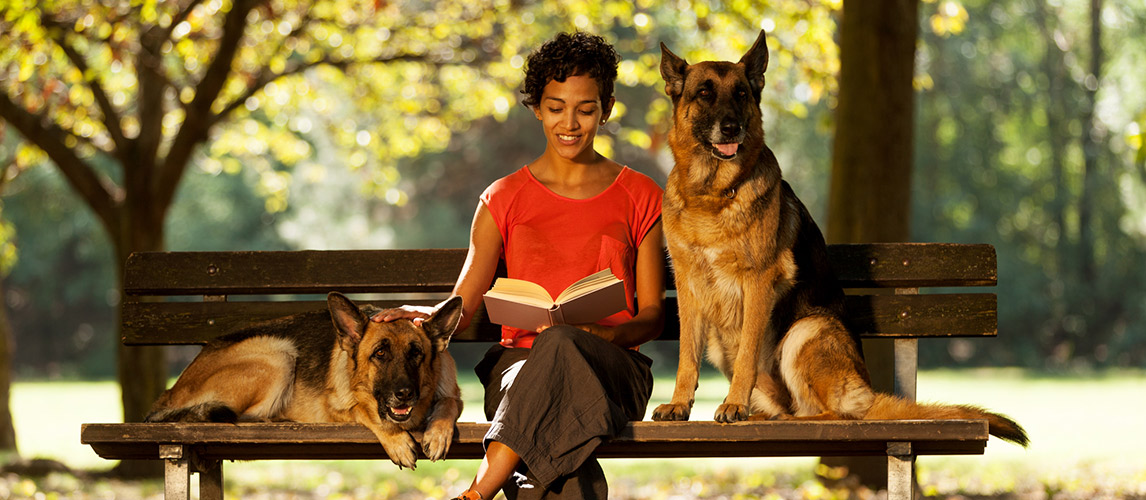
[81,243,1000,499]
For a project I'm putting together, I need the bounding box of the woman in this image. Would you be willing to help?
[379,31,664,499]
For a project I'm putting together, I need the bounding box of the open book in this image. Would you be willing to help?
[482,269,627,331]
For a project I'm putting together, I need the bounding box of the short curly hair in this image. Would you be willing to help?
[520,32,620,109]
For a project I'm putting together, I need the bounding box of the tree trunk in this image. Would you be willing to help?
[0,277,17,453]
[110,213,168,477]
[1074,0,1103,362]
[1078,0,1102,289]
[1034,0,1080,364]
[822,0,919,491]
[827,0,918,244]
[1034,0,1071,270]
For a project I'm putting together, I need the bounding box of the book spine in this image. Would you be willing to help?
[549,307,565,326]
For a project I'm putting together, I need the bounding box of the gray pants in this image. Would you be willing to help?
[475,326,654,499]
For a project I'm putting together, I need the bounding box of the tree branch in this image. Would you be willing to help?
[0,94,120,239]
[154,0,263,213]
[165,0,208,39]
[207,6,316,124]
[210,52,447,126]
[45,22,132,163]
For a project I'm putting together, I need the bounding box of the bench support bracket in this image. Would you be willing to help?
[159,444,190,500]
[158,443,223,500]
[893,287,920,401]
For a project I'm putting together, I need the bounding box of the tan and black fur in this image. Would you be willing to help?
[146,293,465,468]
[650,31,1027,447]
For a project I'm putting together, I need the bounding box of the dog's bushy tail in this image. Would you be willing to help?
[145,402,239,423]
[865,394,1029,447]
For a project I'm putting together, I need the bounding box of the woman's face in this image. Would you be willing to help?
[533,74,613,163]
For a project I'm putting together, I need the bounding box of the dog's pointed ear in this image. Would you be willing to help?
[328,292,367,349]
[660,42,688,99]
[739,30,769,98]
[422,295,464,352]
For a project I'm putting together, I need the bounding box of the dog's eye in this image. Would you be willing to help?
[697,89,712,98]
[406,346,424,362]
[372,339,391,360]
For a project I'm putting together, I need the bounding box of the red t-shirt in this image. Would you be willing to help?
[480,166,663,348]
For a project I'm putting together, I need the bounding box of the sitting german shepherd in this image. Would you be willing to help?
[651,31,1027,447]
[146,293,465,468]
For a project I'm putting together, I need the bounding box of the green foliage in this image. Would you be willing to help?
[0,211,15,276]
[0,164,116,379]
[0,0,841,207]
[0,159,293,377]
[913,0,1146,369]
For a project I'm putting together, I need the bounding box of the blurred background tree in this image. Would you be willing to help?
[0,129,22,453]
[0,0,1144,475]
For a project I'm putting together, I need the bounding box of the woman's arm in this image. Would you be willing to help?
[373,201,503,329]
[451,201,504,331]
[580,221,665,348]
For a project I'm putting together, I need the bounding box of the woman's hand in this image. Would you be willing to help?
[573,323,616,343]
[371,305,435,326]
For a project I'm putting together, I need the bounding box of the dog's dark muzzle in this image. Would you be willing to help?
[379,387,419,423]
[707,120,745,160]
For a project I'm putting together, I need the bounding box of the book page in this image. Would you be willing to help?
[555,269,621,304]
[484,277,555,309]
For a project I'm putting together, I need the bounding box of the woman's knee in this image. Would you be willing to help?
[531,325,591,355]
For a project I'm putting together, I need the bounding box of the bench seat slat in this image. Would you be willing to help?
[122,244,996,296]
[121,293,996,345]
[80,421,988,461]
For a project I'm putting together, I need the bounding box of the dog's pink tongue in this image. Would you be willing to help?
[392,406,411,415]
[715,143,739,156]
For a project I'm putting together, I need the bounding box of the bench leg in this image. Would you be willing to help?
[159,444,191,500]
[887,442,915,500]
[199,459,224,500]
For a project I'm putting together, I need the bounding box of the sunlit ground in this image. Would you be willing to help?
[5,369,1145,499]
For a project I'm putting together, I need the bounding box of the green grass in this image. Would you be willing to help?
[6,369,1146,498]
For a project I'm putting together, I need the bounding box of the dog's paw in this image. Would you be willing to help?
[381,433,420,470]
[714,403,749,423]
[652,403,691,421]
[420,421,455,461]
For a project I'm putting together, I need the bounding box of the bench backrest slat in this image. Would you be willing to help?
[121,294,996,345]
[124,249,466,295]
[825,243,996,287]
[120,243,996,346]
[124,244,996,296]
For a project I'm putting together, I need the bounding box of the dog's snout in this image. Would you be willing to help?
[395,387,414,401]
[720,121,741,140]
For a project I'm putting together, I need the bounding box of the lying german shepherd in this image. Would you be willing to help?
[146,293,465,468]
[651,31,1027,447]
